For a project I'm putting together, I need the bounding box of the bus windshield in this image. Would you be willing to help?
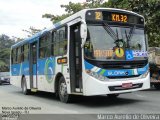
[84,24,146,61]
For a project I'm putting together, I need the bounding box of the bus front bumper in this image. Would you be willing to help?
[83,72,150,96]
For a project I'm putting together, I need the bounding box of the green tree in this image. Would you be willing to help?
[42,2,87,23]
[42,0,160,47]
[42,0,104,23]
[22,26,42,38]
[105,0,160,47]
[0,34,15,71]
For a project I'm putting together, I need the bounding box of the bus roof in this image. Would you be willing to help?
[11,8,143,49]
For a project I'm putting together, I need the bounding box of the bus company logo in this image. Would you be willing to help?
[108,70,127,76]
[115,48,124,58]
[125,71,129,75]
[44,58,55,83]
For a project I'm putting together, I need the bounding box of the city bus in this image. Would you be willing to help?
[10,8,150,103]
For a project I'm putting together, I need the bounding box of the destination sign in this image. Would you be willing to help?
[86,10,144,24]
[111,14,127,23]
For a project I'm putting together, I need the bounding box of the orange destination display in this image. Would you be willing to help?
[94,50,113,58]
[111,14,127,22]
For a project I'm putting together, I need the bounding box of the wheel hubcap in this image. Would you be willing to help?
[60,82,67,97]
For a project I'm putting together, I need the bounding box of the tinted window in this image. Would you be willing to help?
[51,27,67,56]
[39,32,52,58]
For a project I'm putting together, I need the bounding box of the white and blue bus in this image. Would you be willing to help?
[11,8,150,103]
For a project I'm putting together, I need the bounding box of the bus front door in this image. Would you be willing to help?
[69,23,82,93]
[30,42,38,90]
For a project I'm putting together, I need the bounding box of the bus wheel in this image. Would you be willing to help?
[154,84,160,90]
[58,77,71,103]
[22,77,30,95]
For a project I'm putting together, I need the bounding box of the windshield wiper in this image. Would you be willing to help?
[125,25,136,48]
[103,22,124,48]
[103,22,137,49]
[103,22,118,41]
[125,30,130,48]
[128,25,136,40]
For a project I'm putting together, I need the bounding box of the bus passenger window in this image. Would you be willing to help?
[17,47,22,63]
[39,48,44,58]
[24,44,29,61]
[39,32,51,58]
[51,27,67,56]
[11,49,17,64]
[32,45,37,63]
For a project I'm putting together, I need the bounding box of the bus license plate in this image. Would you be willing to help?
[122,83,133,88]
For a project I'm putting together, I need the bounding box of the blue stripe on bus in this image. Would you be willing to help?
[11,61,29,76]
[37,57,55,75]
[11,57,56,76]
[84,61,94,70]
[137,64,149,75]
[84,60,148,77]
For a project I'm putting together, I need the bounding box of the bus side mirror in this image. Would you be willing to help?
[80,20,87,48]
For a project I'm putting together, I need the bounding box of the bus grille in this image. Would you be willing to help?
[108,83,143,91]
[97,60,148,70]
[107,75,140,79]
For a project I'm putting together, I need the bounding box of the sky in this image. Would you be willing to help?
[0,0,87,39]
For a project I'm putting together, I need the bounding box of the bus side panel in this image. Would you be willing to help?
[11,64,19,87]
[54,56,71,94]
[37,57,56,92]
[11,61,30,88]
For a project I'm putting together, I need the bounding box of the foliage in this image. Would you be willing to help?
[61,2,87,14]
[106,0,160,47]
[0,27,42,71]
[22,26,42,38]
[42,1,104,23]
[0,34,15,72]
[42,0,160,47]
[43,13,71,24]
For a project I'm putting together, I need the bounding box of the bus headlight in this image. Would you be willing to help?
[141,70,149,78]
[86,70,108,81]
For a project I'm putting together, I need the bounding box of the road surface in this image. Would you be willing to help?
[0,84,160,120]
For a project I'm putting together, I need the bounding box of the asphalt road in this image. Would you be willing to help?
[0,84,160,120]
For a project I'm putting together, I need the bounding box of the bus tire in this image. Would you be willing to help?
[22,77,30,95]
[58,76,71,103]
[154,84,160,90]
